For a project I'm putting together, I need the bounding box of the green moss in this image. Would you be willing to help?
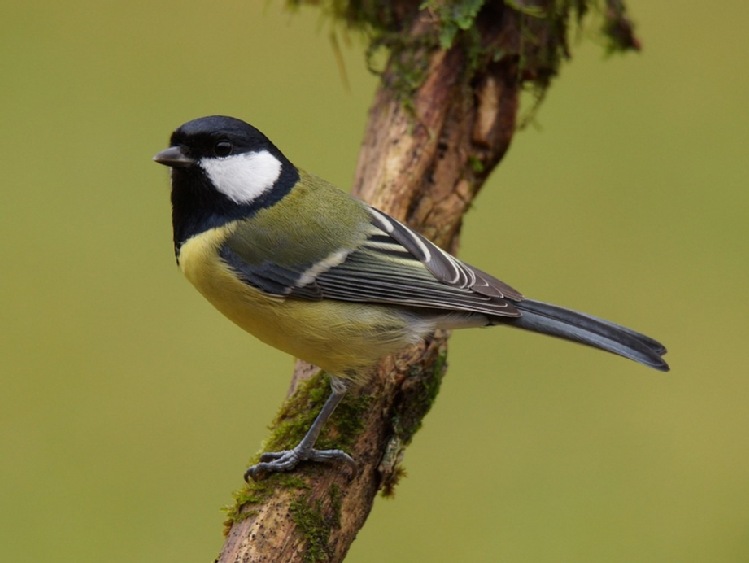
[380,464,407,498]
[600,0,641,53]
[423,0,486,50]
[289,486,344,562]
[290,498,328,562]
[264,372,331,452]
[222,371,370,534]
[285,0,403,35]
[323,387,371,451]
[468,154,485,174]
[223,473,310,535]
[281,1,641,113]
[394,347,448,446]
[371,31,440,112]
[504,0,546,17]
[328,483,343,529]
[378,344,448,497]
[257,370,370,454]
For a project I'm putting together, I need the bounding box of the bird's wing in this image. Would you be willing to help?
[364,208,523,301]
[220,206,522,318]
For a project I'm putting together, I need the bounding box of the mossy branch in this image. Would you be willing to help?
[217,1,639,561]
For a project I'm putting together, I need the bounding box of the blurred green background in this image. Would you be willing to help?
[2,1,748,561]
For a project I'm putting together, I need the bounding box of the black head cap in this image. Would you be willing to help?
[167,115,284,162]
[155,116,299,257]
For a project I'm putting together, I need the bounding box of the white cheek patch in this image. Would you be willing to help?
[200,150,282,204]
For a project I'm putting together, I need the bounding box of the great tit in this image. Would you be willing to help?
[154,115,669,481]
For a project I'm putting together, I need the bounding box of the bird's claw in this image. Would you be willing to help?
[244,447,355,482]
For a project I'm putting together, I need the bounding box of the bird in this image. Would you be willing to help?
[153,115,669,481]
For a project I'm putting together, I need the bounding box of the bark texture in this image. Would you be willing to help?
[216,1,625,560]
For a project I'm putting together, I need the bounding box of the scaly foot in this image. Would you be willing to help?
[244,446,355,481]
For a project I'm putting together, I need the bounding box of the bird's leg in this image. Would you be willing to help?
[244,377,355,481]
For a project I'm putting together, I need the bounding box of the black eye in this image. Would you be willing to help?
[214,140,233,157]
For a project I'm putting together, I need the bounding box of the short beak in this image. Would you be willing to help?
[153,146,196,168]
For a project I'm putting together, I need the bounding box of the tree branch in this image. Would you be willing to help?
[217,2,639,561]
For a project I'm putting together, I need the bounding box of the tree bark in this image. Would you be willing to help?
[216,1,632,560]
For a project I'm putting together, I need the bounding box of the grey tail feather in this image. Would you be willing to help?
[508,298,669,372]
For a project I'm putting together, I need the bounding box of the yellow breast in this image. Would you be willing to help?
[177,227,421,382]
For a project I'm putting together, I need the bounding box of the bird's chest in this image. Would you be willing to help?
[177,229,283,331]
[175,229,342,368]
[175,227,422,378]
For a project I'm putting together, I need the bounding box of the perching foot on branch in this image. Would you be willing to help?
[245,446,355,482]
[244,376,356,481]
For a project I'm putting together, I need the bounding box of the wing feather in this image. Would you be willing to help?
[367,208,522,300]
[220,204,522,318]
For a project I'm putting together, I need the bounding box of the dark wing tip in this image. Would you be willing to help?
[465,264,524,301]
